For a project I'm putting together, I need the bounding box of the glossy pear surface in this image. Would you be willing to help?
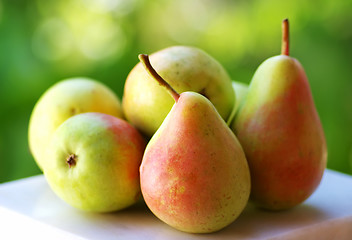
[45,113,145,212]
[140,92,250,233]
[233,55,327,210]
[123,46,235,137]
[29,78,123,170]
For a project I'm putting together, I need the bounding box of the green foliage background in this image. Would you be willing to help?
[0,0,351,183]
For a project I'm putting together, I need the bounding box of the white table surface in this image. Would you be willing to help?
[0,169,352,240]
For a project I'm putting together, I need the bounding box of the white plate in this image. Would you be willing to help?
[1,169,352,240]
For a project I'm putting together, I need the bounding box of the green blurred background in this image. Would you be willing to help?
[0,0,351,183]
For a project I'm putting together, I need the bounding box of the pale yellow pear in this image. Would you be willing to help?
[28,78,123,170]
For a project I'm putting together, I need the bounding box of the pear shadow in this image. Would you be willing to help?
[28,179,212,240]
[64,200,159,238]
[82,199,154,225]
[64,199,204,240]
[23,176,331,239]
[219,202,328,239]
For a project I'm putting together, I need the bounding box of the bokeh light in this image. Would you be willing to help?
[32,0,133,72]
[32,18,74,61]
[0,0,351,183]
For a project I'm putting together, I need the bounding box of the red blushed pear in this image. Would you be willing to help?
[233,19,327,210]
[138,54,250,233]
[44,113,146,212]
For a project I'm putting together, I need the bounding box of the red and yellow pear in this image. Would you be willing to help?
[44,113,145,212]
[139,54,250,233]
[233,19,327,210]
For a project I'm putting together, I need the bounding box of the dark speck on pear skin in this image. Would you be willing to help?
[70,108,77,115]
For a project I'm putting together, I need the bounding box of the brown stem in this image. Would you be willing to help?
[138,54,180,102]
[281,18,289,56]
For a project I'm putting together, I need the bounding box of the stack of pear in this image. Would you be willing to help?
[232,19,327,210]
[138,54,251,233]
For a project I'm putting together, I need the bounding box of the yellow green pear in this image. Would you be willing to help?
[123,46,235,137]
[44,113,145,212]
[227,81,249,126]
[28,77,123,170]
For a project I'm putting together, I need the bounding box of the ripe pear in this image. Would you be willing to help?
[233,19,327,210]
[122,46,235,137]
[227,81,249,126]
[138,54,250,233]
[44,112,145,212]
[28,78,123,170]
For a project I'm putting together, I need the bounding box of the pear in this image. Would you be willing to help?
[138,54,250,233]
[122,46,235,138]
[233,19,327,210]
[44,113,145,212]
[28,78,124,171]
[227,81,249,126]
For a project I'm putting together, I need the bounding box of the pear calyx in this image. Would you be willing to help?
[66,153,77,168]
[281,18,289,56]
[138,54,180,102]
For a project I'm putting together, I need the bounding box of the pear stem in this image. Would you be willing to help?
[138,54,180,102]
[281,18,289,56]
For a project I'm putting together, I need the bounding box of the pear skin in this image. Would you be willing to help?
[138,54,250,233]
[44,113,145,212]
[233,19,327,210]
[227,81,249,126]
[141,92,250,233]
[28,78,124,171]
[122,46,235,137]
